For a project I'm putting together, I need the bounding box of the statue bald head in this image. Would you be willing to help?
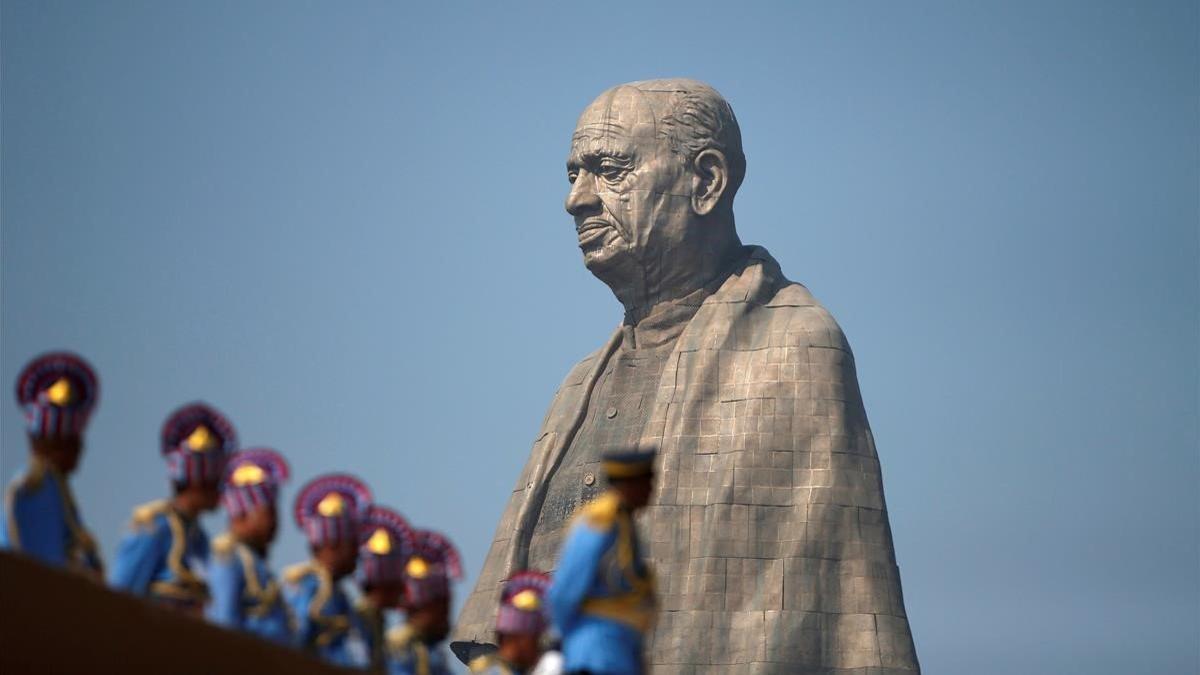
[626,78,746,199]
[566,79,747,319]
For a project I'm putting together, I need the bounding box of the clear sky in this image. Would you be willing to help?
[2,1,1197,672]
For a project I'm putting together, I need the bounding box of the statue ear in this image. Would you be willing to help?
[691,148,729,216]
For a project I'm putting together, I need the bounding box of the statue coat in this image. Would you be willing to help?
[457,247,920,674]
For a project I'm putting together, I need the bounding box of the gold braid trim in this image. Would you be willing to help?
[386,624,430,675]
[144,505,207,603]
[579,509,657,632]
[233,541,282,619]
[306,563,350,647]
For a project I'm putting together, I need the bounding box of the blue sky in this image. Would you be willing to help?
[2,2,1197,672]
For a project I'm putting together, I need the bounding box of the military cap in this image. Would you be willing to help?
[356,505,415,587]
[221,448,289,518]
[495,570,552,636]
[293,473,371,547]
[405,529,462,607]
[16,351,99,439]
[161,402,237,485]
[601,449,657,480]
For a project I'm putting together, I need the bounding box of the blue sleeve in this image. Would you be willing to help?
[286,577,317,648]
[195,529,210,561]
[110,520,166,595]
[206,554,244,629]
[2,490,33,554]
[548,522,612,632]
[4,482,67,565]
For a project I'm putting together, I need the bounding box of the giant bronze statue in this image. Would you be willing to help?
[456,79,920,673]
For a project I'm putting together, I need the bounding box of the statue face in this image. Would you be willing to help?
[566,86,694,281]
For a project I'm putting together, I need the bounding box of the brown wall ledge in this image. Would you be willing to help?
[0,551,355,674]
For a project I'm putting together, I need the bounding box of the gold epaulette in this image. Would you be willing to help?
[211,532,236,558]
[577,490,621,530]
[467,654,498,673]
[385,623,417,652]
[283,561,316,585]
[130,500,169,531]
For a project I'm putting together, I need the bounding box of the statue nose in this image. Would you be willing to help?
[565,173,602,217]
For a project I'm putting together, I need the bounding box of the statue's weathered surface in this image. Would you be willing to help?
[456,79,920,674]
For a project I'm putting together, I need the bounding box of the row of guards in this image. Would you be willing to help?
[1,352,659,675]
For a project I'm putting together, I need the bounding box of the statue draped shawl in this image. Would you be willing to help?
[456,247,920,674]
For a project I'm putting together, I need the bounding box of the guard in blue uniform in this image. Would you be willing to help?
[548,450,657,675]
[1,352,103,577]
[284,473,372,667]
[207,448,293,644]
[468,571,553,675]
[356,505,415,670]
[386,529,463,675]
[110,402,236,615]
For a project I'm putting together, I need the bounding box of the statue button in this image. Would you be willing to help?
[605,406,618,419]
[583,473,595,486]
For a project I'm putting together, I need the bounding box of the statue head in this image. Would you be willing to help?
[566,79,746,318]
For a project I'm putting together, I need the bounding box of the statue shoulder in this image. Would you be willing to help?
[576,491,621,531]
[129,500,170,532]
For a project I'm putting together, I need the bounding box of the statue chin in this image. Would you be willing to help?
[581,237,636,286]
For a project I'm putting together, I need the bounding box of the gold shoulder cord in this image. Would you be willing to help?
[616,512,653,594]
[237,543,281,618]
[157,508,206,601]
[310,566,350,647]
[414,641,430,675]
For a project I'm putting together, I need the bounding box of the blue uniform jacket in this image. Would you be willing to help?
[358,599,407,671]
[206,533,293,645]
[0,459,103,574]
[385,623,453,675]
[548,491,655,675]
[110,500,210,611]
[284,561,362,667]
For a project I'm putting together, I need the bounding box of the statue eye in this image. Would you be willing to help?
[567,171,579,184]
[598,162,627,181]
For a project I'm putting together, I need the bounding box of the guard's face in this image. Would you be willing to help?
[330,536,360,577]
[32,435,83,475]
[409,595,451,642]
[566,87,694,280]
[367,581,405,609]
[233,504,278,547]
[198,481,222,511]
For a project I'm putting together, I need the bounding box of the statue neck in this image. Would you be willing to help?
[613,230,744,327]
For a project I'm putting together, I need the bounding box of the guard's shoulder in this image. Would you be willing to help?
[129,500,169,531]
[211,532,236,558]
[467,654,497,673]
[283,561,316,586]
[576,491,621,531]
[386,623,417,652]
[8,463,49,497]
